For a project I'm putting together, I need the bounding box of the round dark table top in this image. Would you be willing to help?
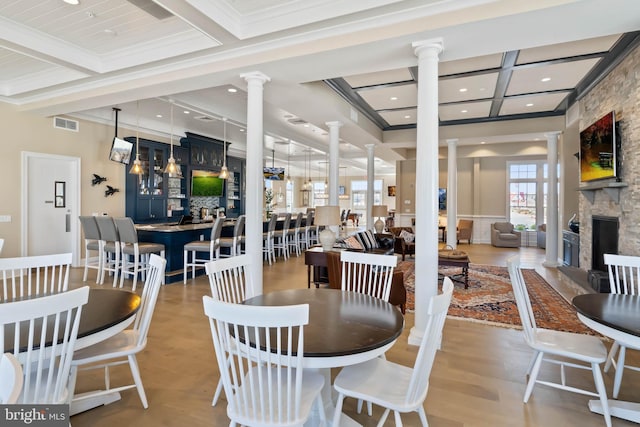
[3,288,140,353]
[572,293,640,338]
[243,288,404,359]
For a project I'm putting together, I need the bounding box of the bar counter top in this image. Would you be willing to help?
[135,220,235,233]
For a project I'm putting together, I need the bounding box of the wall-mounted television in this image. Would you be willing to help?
[191,170,224,197]
[438,188,446,210]
[109,137,133,165]
[263,167,285,180]
[580,111,618,183]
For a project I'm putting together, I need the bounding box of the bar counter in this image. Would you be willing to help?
[136,221,235,283]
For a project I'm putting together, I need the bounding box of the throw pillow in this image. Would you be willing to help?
[343,236,364,250]
[399,229,415,244]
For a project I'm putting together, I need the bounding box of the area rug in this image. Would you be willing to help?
[396,261,594,334]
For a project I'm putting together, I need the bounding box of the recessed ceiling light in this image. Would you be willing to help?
[64,0,80,4]
[404,115,411,119]
[461,109,468,113]
[479,87,486,91]
[227,88,237,93]
[239,128,245,132]
[104,29,117,36]
[459,88,468,92]
[480,141,486,144]
[303,124,310,128]
[541,77,551,82]
[183,110,190,114]
[526,103,534,107]
[156,114,162,118]
[390,97,398,101]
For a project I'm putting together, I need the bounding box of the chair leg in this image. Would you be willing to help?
[393,410,403,427]
[378,408,391,426]
[332,393,345,427]
[592,362,612,427]
[417,406,429,427]
[612,345,627,399]
[128,354,148,409]
[83,247,90,282]
[523,351,544,402]
[211,378,224,406]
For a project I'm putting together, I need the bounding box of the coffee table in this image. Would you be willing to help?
[438,255,470,288]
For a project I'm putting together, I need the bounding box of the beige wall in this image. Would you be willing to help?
[0,103,169,258]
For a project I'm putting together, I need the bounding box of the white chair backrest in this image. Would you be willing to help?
[0,253,71,302]
[211,217,224,242]
[507,256,537,345]
[205,255,252,303]
[340,251,397,301]
[0,286,89,404]
[406,278,453,405]
[114,217,139,244]
[604,253,640,295]
[132,254,166,346]
[203,297,309,425]
[0,238,4,255]
[0,352,23,404]
[95,216,119,243]
[79,216,101,241]
[234,215,246,238]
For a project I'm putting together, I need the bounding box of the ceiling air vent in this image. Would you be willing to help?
[53,117,79,132]
[287,118,308,125]
[194,116,215,122]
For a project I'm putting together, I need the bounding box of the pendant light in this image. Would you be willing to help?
[219,117,229,179]
[129,101,143,175]
[286,140,292,184]
[324,153,328,189]
[164,102,179,176]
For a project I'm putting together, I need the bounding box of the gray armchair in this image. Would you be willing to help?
[491,222,521,248]
[537,224,546,249]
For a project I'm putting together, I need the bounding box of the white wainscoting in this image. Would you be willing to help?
[396,214,507,245]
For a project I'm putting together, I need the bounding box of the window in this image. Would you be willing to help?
[507,161,551,229]
[350,180,383,212]
[311,181,327,207]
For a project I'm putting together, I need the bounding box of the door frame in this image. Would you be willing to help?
[21,151,81,266]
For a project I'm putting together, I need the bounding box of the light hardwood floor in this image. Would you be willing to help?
[69,244,639,426]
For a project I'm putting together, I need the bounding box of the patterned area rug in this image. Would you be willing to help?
[396,261,594,334]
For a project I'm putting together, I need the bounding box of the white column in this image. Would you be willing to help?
[326,121,342,205]
[366,144,375,229]
[446,139,458,248]
[543,132,561,267]
[410,38,443,346]
[241,71,270,297]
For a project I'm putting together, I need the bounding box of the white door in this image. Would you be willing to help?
[22,152,80,264]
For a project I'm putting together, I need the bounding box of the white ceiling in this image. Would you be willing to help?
[1,0,640,176]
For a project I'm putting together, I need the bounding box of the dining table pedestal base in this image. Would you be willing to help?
[70,390,122,416]
[588,399,640,424]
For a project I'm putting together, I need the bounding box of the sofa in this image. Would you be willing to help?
[490,222,521,248]
[336,229,395,255]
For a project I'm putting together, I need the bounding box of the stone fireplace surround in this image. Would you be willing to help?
[564,43,640,292]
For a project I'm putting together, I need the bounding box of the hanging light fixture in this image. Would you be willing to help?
[307,150,313,188]
[286,140,292,184]
[219,118,229,179]
[129,101,143,175]
[164,102,179,176]
[324,154,328,189]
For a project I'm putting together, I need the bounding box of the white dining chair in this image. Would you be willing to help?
[603,253,640,398]
[205,255,252,406]
[507,256,612,427]
[69,254,166,410]
[287,212,303,257]
[115,217,165,291]
[0,352,23,404]
[183,217,224,284]
[0,286,90,405]
[0,252,71,301]
[332,278,453,427]
[79,215,103,283]
[340,250,397,301]
[202,296,325,426]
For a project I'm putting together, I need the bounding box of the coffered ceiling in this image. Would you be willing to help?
[1,0,639,176]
